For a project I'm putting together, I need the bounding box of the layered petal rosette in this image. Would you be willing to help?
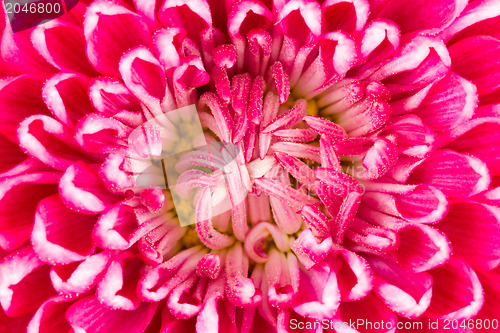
[1,0,500,332]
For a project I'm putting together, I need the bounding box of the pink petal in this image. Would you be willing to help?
[99,153,134,194]
[97,252,143,311]
[0,133,26,175]
[0,76,50,141]
[227,0,272,39]
[291,229,334,269]
[17,115,95,171]
[414,73,477,131]
[374,0,467,34]
[231,73,251,115]
[303,115,347,138]
[293,263,340,320]
[66,296,158,333]
[371,36,451,95]
[394,185,449,224]
[330,249,373,301]
[276,0,322,47]
[255,178,318,212]
[42,73,94,129]
[196,253,221,279]
[407,149,490,199]
[225,243,262,307]
[366,255,433,319]
[88,78,142,116]
[139,247,205,302]
[1,24,56,75]
[50,252,112,295]
[158,0,212,44]
[394,223,452,273]
[0,172,59,250]
[32,20,96,75]
[436,201,500,271]
[0,246,55,317]
[426,257,484,320]
[31,194,97,264]
[83,1,150,76]
[442,118,500,176]
[93,204,138,250]
[199,93,233,142]
[440,0,500,43]
[150,27,185,70]
[337,292,397,333]
[361,136,398,180]
[379,115,435,158]
[59,161,123,214]
[26,296,74,333]
[120,46,168,109]
[449,35,500,104]
[322,0,369,33]
[262,99,306,134]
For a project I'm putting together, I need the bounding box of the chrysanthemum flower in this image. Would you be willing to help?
[2,0,500,331]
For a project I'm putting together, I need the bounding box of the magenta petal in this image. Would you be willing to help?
[443,118,500,176]
[42,73,94,128]
[407,149,490,198]
[66,296,158,333]
[50,252,112,295]
[93,204,138,250]
[31,194,98,264]
[366,255,433,319]
[0,172,59,250]
[414,73,477,131]
[88,78,142,116]
[322,0,369,33]
[426,257,484,320]
[449,35,500,104]
[26,296,74,333]
[158,0,212,44]
[337,292,397,333]
[1,25,56,75]
[293,263,340,320]
[375,0,467,34]
[437,201,500,271]
[276,0,322,47]
[59,161,123,214]
[17,115,94,171]
[119,46,167,106]
[74,113,131,154]
[330,249,373,302]
[97,252,143,311]
[0,246,56,317]
[0,76,50,142]
[0,133,26,175]
[84,1,150,76]
[394,222,452,273]
[32,20,97,75]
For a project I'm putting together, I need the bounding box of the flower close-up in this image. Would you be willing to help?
[1,0,500,332]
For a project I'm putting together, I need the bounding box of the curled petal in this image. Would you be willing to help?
[32,194,97,265]
[322,0,369,33]
[50,252,112,295]
[59,161,123,214]
[97,252,143,311]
